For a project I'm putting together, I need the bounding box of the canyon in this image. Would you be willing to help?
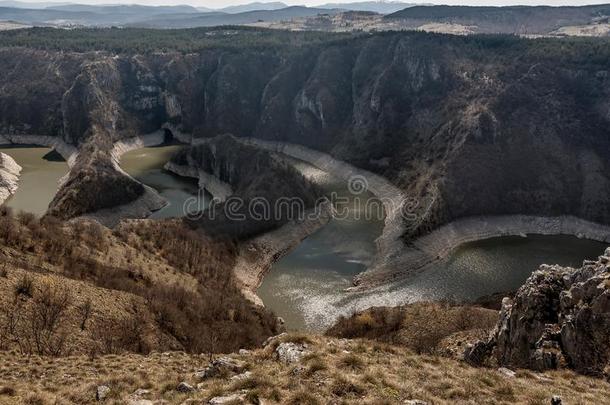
[1,28,609,284]
[0,27,609,403]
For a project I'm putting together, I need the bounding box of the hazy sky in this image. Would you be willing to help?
[13,0,610,9]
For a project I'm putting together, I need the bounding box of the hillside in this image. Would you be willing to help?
[386,4,610,35]
[0,29,608,240]
[1,332,609,404]
[0,209,281,356]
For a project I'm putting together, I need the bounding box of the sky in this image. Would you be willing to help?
[10,0,610,9]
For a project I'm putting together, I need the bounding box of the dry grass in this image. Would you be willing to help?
[0,335,608,404]
[327,301,498,355]
[0,209,279,356]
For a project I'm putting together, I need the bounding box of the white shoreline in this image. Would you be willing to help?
[237,138,408,285]
[355,214,610,287]
[83,131,169,227]
[233,137,610,290]
[0,152,22,205]
[234,201,333,306]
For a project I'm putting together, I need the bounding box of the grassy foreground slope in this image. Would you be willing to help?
[0,333,609,404]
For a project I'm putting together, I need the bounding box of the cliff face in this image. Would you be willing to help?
[466,247,610,378]
[0,31,609,238]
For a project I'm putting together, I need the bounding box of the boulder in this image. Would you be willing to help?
[230,371,252,382]
[465,250,610,378]
[96,385,110,401]
[275,342,311,363]
[195,357,247,379]
[209,392,247,404]
[176,382,195,393]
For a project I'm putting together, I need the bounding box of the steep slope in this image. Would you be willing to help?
[0,29,609,282]
[467,247,610,378]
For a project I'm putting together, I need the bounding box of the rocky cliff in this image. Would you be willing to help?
[466,247,610,378]
[0,29,609,241]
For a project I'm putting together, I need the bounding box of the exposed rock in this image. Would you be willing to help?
[551,395,562,405]
[466,249,610,377]
[176,382,195,393]
[195,357,247,379]
[96,385,110,401]
[275,342,311,363]
[263,333,287,347]
[403,401,428,405]
[230,371,252,381]
[497,367,516,378]
[208,392,247,404]
[0,152,22,205]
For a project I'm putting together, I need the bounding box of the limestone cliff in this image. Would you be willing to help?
[466,247,610,378]
[0,30,609,240]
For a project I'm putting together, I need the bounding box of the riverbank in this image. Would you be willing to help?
[234,138,610,291]
[81,132,169,227]
[0,152,21,205]
[0,134,78,211]
[234,201,333,306]
[237,138,408,287]
[164,161,233,202]
[354,214,610,287]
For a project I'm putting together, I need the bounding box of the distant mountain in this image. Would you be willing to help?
[217,2,288,14]
[0,5,211,26]
[385,4,610,34]
[317,1,423,14]
[45,4,200,14]
[134,6,343,29]
[0,1,71,8]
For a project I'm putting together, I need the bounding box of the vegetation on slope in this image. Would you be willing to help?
[327,302,498,355]
[0,207,280,356]
[175,135,322,240]
[0,26,355,54]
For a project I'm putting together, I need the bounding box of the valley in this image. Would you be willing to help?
[0,21,609,404]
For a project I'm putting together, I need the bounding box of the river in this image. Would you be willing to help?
[119,144,209,219]
[2,145,605,333]
[0,146,68,216]
[257,162,607,331]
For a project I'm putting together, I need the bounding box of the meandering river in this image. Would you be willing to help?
[257,160,607,331]
[119,145,209,219]
[0,146,68,216]
[2,145,605,332]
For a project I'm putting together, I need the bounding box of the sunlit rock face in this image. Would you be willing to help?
[466,247,610,378]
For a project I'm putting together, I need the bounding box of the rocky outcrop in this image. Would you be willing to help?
[0,152,21,205]
[466,247,610,378]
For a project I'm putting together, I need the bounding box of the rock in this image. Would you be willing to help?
[238,349,250,356]
[551,395,562,405]
[404,401,428,405]
[209,392,247,404]
[176,382,195,393]
[230,371,252,382]
[275,342,311,363]
[263,333,287,347]
[96,385,110,401]
[466,252,610,377]
[132,389,151,398]
[195,357,247,379]
[127,388,153,405]
[497,367,516,378]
